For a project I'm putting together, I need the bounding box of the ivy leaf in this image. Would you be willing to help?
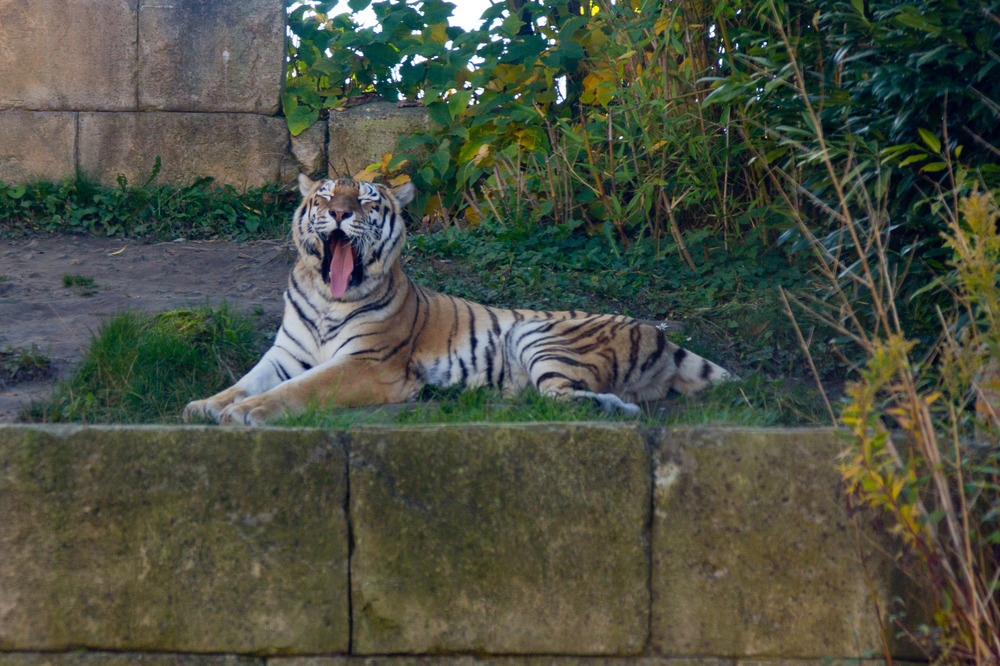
[281,92,319,136]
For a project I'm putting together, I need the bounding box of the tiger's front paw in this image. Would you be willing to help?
[217,394,283,427]
[182,388,247,423]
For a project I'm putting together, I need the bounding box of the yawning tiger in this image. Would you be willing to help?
[182,175,734,425]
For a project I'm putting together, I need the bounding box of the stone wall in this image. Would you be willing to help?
[0,424,927,664]
[0,1,429,189]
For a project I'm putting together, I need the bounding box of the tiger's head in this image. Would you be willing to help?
[293,174,415,301]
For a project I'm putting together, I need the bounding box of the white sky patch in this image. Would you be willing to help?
[318,0,491,30]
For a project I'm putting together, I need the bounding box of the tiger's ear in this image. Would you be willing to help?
[391,180,415,207]
[297,173,317,197]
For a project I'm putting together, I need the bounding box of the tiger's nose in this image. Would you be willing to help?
[331,208,351,222]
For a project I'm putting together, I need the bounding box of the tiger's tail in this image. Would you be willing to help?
[668,345,737,395]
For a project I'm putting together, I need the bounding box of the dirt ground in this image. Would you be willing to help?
[0,234,296,422]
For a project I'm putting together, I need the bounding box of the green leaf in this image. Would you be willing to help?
[281,92,319,136]
[917,128,941,154]
[898,154,926,167]
[500,12,525,37]
[893,10,940,34]
[447,90,473,120]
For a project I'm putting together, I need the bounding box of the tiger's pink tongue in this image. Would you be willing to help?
[329,239,354,298]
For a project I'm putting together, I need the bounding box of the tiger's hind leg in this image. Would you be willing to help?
[528,359,642,415]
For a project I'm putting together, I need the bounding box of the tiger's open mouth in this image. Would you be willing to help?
[321,230,363,298]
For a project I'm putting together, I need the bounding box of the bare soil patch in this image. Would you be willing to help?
[0,234,294,421]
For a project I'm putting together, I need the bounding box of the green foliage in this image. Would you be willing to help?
[286,0,755,244]
[0,346,52,388]
[838,195,1000,662]
[0,173,294,240]
[704,0,1000,337]
[62,274,97,296]
[24,306,268,424]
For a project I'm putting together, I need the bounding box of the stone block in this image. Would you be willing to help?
[0,111,77,184]
[0,425,349,654]
[138,0,285,114]
[0,655,262,666]
[291,121,329,177]
[270,655,732,666]
[0,0,137,111]
[78,112,289,188]
[650,428,917,659]
[349,424,650,655]
[327,102,434,178]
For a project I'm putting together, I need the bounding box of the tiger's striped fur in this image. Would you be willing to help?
[182,175,734,425]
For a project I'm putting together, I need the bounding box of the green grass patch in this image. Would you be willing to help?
[24,306,268,424]
[0,346,53,388]
[0,173,296,241]
[278,375,831,429]
[62,273,97,296]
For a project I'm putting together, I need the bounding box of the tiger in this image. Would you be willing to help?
[182,175,735,425]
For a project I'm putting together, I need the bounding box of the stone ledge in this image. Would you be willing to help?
[649,427,920,659]
[349,424,650,655]
[0,655,918,666]
[0,424,921,659]
[0,654,262,666]
[0,425,349,653]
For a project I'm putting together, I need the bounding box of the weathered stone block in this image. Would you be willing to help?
[291,121,329,177]
[0,655,262,666]
[0,111,77,184]
[327,102,434,178]
[270,658,733,666]
[0,425,349,654]
[650,428,915,659]
[349,424,650,655]
[0,0,137,111]
[78,112,289,188]
[138,0,285,114]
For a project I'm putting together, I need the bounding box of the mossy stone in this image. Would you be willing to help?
[0,654,262,666]
[0,425,349,654]
[649,427,919,659]
[349,423,651,655]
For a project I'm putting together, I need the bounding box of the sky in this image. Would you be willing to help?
[325,0,494,30]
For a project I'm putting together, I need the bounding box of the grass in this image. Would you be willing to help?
[62,273,97,296]
[0,173,296,241]
[277,375,829,429]
[24,306,268,424]
[0,346,53,388]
